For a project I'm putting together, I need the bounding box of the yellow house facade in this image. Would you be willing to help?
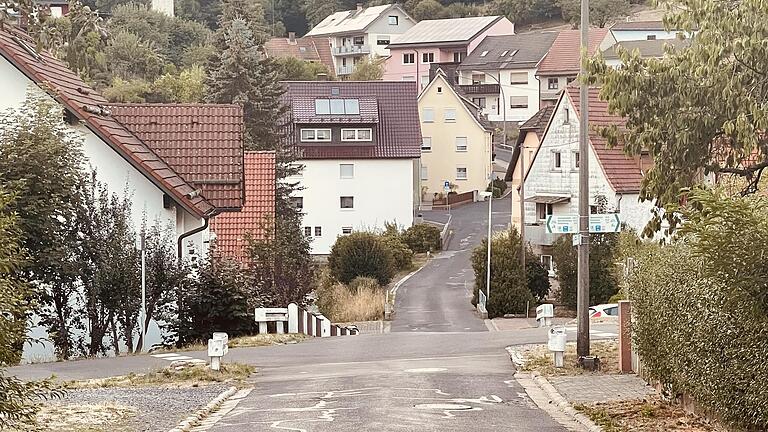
[418,72,494,200]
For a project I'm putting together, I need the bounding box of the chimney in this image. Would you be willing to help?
[357,3,363,11]
[316,73,329,81]
[288,32,296,44]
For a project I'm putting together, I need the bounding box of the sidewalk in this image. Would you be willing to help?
[549,374,655,404]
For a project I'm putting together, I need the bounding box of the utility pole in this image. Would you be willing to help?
[519,127,526,275]
[576,0,591,358]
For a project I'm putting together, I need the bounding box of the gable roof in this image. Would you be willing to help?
[537,28,611,76]
[281,81,421,159]
[209,151,275,260]
[610,20,667,31]
[458,31,558,71]
[264,36,336,75]
[388,16,505,47]
[305,4,411,37]
[602,38,689,60]
[504,105,555,181]
[108,104,245,210]
[565,86,643,193]
[420,71,493,132]
[0,27,215,217]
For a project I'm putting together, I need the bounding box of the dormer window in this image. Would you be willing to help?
[315,98,360,115]
[500,50,509,57]
[301,128,332,142]
[480,50,489,57]
[341,128,372,142]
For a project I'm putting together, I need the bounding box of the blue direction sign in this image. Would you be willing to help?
[443,180,451,193]
[589,214,621,233]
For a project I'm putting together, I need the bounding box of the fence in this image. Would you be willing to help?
[255,303,359,338]
[431,191,475,208]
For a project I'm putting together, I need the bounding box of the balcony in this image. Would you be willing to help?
[337,65,355,76]
[524,223,560,247]
[333,45,371,56]
[459,84,500,95]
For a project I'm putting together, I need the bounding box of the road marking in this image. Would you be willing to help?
[404,368,448,373]
[150,353,206,364]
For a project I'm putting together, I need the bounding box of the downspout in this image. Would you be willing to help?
[616,193,623,213]
[177,215,212,263]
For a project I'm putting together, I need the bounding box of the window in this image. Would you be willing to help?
[290,197,303,210]
[509,49,519,57]
[315,99,359,115]
[341,128,372,141]
[421,137,432,151]
[552,150,562,169]
[500,50,509,57]
[377,37,390,45]
[566,76,576,84]
[437,86,443,94]
[403,53,415,64]
[353,36,364,45]
[510,96,528,109]
[480,50,489,57]
[342,227,353,235]
[456,166,468,180]
[472,97,486,109]
[304,226,312,237]
[471,73,485,85]
[422,52,434,63]
[388,15,398,25]
[422,108,434,123]
[314,226,322,237]
[340,163,354,179]
[590,205,599,214]
[541,255,554,276]
[536,203,553,220]
[301,128,332,142]
[340,196,354,209]
[510,72,528,85]
[547,77,559,90]
[420,165,428,180]
[604,306,619,316]
[420,75,430,88]
[402,75,416,81]
[455,137,468,152]
[564,107,570,124]
[572,151,580,169]
[453,51,464,62]
[444,108,457,122]
[646,34,657,40]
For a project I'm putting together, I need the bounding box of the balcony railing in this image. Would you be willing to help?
[459,84,500,95]
[333,45,371,56]
[525,223,560,247]
[337,65,355,76]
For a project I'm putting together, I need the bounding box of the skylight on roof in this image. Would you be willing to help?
[500,50,509,57]
[480,50,489,57]
[509,49,519,57]
[315,98,360,115]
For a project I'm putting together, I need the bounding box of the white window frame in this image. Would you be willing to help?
[548,77,559,90]
[340,196,354,210]
[420,165,428,180]
[455,137,468,152]
[456,166,468,180]
[552,150,562,170]
[377,37,390,45]
[422,108,435,123]
[341,226,353,235]
[541,254,555,277]
[304,226,312,237]
[509,71,528,85]
[421,136,432,152]
[301,128,332,142]
[537,203,553,221]
[572,151,580,170]
[402,75,416,81]
[340,128,372,142]
[443,108,457,123]
[314,226,322,237]
[510,95,528,109]
[403,53,415,64]
[340,163,354,179]
[422,52,434,63]
[388,15,398,25]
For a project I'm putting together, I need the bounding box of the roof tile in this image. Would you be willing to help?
[538,28,611,75]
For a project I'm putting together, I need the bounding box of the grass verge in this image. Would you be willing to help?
[13,403,135,432]
[575,397,720,431]
[519,340,619,376]
[152,333,310,354]
[65,363,255,389]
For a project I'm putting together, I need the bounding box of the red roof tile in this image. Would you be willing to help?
[281,81,422,159]
[0,27,214,217]
[566,86,644,193]
[209,151,275,260]
[108,104,245,210]
[537,28,611,76]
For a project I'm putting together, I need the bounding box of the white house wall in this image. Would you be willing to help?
[611,29,681,42]
[292,158,415,254]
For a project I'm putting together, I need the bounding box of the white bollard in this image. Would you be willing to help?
[288,303,299,333]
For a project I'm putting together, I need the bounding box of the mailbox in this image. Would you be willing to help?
[212,332,229,356]
[548,326,567,368]
[208,331,229,371]
[536,304,554,327]
[208,338,225,357]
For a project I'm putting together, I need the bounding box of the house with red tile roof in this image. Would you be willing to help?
[281,81,421,254]
[0,27,245,262]
[209,151,276,261]
[536,29,615,105]
[521,86,654,259]
[264,33,336,78]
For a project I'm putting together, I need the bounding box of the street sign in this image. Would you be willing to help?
[589,214,621,233]
[545,215,578,234]
[572,233,581,246]
[443,180,451,193]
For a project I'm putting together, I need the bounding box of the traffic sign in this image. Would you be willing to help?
[589,214,621,233]
[443,180,451,193]
[545,215,578,234]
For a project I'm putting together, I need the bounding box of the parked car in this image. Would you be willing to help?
[589,303,619,318]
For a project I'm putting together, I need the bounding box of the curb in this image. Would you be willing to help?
[506,346,603,432]
[167,386,238,432]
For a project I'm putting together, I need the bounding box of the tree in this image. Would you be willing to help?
[470,228,535,318]
[585,0,768,235]
[551,233,619,309]
[102,77,152,102]
[105,31,164,81]
[149,66,207,103]
[411,0,444,21]
[0,93,85,359]
[491,0,560,24]
[273,57,334,81]
[216,0,271,46]
[348,56,385,81]
[328,232,395,286]
[303,0,344,28]
[557,0,629,28]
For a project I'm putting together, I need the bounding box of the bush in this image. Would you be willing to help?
[486,178,508,198]
[526,255,551,301]
[470,227,538,318]
[328,232,395,285]
[315,282,385,322]
[627,190,768,429]
[551,232,620,309]
[402,224,442,253]
[379,235,414,271]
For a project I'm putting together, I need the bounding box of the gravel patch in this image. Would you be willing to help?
[44,384,229,432]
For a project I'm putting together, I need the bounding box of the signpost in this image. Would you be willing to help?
[588,214,621,233]
[545,215,578,234]
[443,180,451,193]
[547,214,621,235]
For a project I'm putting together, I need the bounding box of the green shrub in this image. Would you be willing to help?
[627,190,768,429]
[552,232,620,309]
[402,224,442,253]
[470,227,541,318]
[526,255,551,301]
[486,178,508,198]
[328,232,395,285]
[379,235,414,271]
[348,276,380,293]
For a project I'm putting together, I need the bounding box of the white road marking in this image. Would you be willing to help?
[404,368,448,373]
[150,353,182,358]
